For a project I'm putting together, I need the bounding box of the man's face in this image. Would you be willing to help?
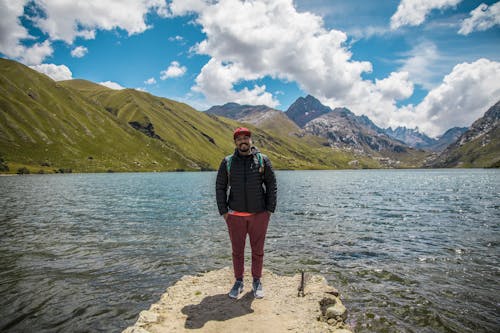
[234,135,252,153]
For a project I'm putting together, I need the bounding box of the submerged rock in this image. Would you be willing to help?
[123,267,353,333]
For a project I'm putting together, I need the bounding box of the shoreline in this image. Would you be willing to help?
[122,267,353,333]
[1,167,495,177]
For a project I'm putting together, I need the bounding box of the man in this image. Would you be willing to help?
[215,127,277,299]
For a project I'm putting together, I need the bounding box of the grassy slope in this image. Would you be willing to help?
[0,59,195,173]
[61,79,238,169]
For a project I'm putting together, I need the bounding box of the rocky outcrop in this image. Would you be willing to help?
[286,95,331,127]
[428,100,500,168]
[304,108,408,155]
[128,121,163,140]
[123,267,353,333]
[454,100,499,147]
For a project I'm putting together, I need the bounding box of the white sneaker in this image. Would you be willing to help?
[253,280,264,299]
[228,280,244,299]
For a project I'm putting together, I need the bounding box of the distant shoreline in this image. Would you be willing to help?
[0,167,497,177]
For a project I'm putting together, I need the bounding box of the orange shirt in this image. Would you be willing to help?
[228,210,255,217]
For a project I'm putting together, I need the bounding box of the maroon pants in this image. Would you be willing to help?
[225,211,270,280]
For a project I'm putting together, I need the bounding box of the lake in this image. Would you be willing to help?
[0,169,499,332]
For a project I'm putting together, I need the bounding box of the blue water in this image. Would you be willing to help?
[0,170,499,332]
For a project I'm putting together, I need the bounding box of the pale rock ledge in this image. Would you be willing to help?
[123,267,353,333]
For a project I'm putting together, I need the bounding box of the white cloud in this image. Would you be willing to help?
[458,2,500,35]
[29,63,73,81]
[192,58,277,106]
[31,0,168,44]
[375,72,414,100]
[0,0,30,54]
[389,59,500,137]
[166,0,500,137]
[390,0,462,30]
[0,0,167,64]
[169,0,373,108]
[398,41,446,89]
[21,40,54,66]
[99,81,125,90]
[144,77,157,85]
[0,0,54,65]
[168,35,184,42]
[349,25,392,40]
[71,46,88,58]
[168,0,208,16]
[160,61,187,79]
[71,46,87,58]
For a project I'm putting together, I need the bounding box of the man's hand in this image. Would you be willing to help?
[223,213,228,221]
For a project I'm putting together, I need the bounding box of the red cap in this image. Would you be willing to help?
[233,127,251,139]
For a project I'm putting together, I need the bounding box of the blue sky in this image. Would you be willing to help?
[1,0,499,137]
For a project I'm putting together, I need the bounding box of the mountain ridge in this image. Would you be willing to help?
[207,96,431,167]
[384,126,468,151]
[1,58,383,172]
[1,58,498,171]
[284,95,430,166]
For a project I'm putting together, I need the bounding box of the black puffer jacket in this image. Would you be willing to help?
[216,147,277,215]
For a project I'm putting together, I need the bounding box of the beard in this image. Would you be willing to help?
[238,143,250,153]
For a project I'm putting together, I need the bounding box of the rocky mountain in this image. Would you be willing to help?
[428,100,500,168]
[385,127,435,149]
[284,95,429,166]
[384,126,467,151]
[303,108,408,153]
[206,103,300,136]
[208,96,428,166]
[286,95,331,127]
[430,127,468,151]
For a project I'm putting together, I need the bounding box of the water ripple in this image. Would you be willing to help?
[0,170,499,332]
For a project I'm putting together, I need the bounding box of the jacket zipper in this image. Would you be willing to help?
[244,158,248,211]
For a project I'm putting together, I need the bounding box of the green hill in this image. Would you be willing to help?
[0,58,381,173]
[0,59,195,173]
[59,79,235,170]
